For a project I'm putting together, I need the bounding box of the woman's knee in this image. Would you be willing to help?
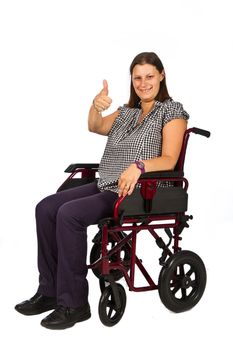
[56,202,86,229]
[35,193,58,220]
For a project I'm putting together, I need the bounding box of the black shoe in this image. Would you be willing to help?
[41,303,91,330]
[15,292,57,315]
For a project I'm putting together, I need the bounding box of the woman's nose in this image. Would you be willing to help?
[140,78,147,87]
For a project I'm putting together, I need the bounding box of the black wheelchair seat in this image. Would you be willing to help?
[118,185,188,217]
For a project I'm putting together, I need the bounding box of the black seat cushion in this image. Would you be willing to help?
[118,187,188,217]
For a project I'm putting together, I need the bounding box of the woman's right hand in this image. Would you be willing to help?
[93,80,112,113]
[89,79,118,135]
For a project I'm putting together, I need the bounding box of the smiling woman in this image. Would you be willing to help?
[92,52,189,197]
[15,51,189,330]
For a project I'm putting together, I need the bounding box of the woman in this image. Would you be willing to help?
[15,52,189,329]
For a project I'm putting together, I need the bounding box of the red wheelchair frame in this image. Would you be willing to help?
[58,127,210,326]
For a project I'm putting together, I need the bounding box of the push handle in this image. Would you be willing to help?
[191,127,211,138]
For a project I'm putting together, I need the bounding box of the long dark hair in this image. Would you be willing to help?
[127,52,171,108]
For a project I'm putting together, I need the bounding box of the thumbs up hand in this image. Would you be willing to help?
[93,80,112,113]
[100,79,109,96]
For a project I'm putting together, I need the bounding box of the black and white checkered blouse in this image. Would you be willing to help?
[97,99,190,193]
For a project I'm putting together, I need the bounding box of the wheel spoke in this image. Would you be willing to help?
[179,264,185,277]
[107,303,115,318]
[186,266,195,277]
[107,294,117,316]
[190,280,197,289]
[106,300,112,308]
[181,287,187,300]
[172,283,181,296]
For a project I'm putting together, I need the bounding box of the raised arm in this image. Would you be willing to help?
[88,80,119,136]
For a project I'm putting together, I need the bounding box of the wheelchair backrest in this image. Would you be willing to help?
[175,127,211,172]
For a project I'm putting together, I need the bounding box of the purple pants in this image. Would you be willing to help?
[35,181,118,308]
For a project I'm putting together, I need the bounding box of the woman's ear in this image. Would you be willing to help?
[160,70,165,81]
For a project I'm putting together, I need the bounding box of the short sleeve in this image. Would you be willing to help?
[162,100,190,127]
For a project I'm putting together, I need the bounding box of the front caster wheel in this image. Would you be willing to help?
[98,284,126,326]
[158,250,206,313]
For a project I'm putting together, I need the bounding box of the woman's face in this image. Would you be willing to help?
[132,63,164,103]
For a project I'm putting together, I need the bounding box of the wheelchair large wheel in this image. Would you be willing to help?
[158,250,206,313]
[90,232,131,281]
[98,284,126,326]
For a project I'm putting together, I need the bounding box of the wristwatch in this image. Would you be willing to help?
[135,160,145,174]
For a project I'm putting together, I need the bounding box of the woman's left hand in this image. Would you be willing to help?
[118,163,141,197]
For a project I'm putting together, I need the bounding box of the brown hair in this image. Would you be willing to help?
[127,52,171,108]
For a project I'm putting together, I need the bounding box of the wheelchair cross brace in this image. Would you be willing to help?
[88,213,192,292]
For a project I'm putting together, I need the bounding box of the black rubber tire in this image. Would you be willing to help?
[98,284,126,326]
[158,250,206,313]
[90,233,131,281]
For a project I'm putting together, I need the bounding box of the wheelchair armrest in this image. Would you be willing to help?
[58,163,99,192]
[139,170,184,179]
[64,163,99,173]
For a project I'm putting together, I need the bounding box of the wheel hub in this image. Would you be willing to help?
[181,275,192,289]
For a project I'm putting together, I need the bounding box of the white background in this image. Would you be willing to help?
[0,0,232,348]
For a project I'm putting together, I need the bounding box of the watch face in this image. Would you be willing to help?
[138,162,144,170]
[136,161,145,172]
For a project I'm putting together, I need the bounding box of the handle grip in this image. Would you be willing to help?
[191,127,211,138]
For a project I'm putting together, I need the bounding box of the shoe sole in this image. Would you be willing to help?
[41,313,91,330]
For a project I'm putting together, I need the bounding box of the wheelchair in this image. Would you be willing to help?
[57,126,210,326]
